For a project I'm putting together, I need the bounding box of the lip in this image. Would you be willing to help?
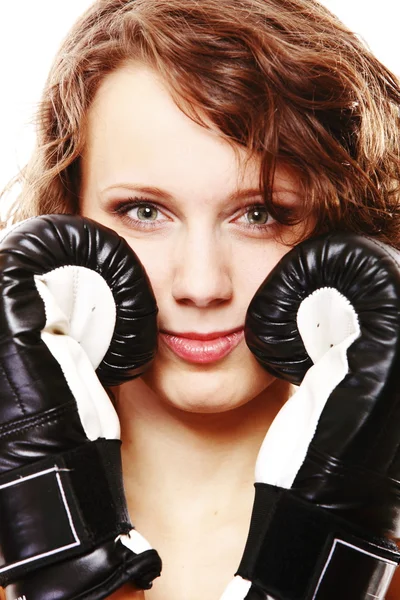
[160,327,244,364]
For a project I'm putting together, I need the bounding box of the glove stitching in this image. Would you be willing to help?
[70,547,154,600]
[304,445,400,501]
[367,237,400,269]
[0,415,81,443]
[0,344,62,409]
[0,355,27,416]
[372,404,400,476]
[0,402,79,439]
[0,408,75,438]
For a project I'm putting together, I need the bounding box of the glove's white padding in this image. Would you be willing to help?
[222,238,400,600]
[118,530,152,554]
[34,264,153,556]
[34,266,120,441]
[219,575,252,600]
[254,287,360,488]
[220,288,360,600]
[35,266,116,369]
[0,215,161,596]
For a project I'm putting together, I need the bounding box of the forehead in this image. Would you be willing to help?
[82,62,261,197]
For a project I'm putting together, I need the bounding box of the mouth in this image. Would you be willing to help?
[159,327,244,364]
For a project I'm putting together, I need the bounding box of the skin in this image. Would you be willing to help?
[80,63,305,417]
[2,61,398,599]
[80,62,305,599]
[78,63,400,599]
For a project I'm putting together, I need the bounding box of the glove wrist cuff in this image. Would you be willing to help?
[237,483,400,600]
[0,439,131,586]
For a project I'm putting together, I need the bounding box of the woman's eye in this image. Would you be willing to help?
[245,206,269,225]
[136,205,159,221]
[235,205,272,228]
[111,198,170,229]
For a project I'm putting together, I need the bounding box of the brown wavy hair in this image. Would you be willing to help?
[5,0,400,246]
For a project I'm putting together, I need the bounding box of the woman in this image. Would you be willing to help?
[2,0,400,598]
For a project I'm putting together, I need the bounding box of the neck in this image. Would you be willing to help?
[115,378,291,600]
[115,377,290,520]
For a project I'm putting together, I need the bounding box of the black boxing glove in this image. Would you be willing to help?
[0,215,162,600]
[221,233,400,600]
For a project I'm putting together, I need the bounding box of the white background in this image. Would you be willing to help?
[0,0,399,196]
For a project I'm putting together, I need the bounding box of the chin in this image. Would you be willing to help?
[141,354,276,415]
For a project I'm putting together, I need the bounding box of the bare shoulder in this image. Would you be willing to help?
[0,589,4,600]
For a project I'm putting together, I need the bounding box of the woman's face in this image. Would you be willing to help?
[81,63,306,413]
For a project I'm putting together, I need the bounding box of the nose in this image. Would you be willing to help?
[171,228,233,308]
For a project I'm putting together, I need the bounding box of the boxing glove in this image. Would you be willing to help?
[222,233,400,600]
[0,215,162,600]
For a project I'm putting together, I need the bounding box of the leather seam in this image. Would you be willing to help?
[0,355,27,416]
[0,403,78,440]
[367,237,400,269]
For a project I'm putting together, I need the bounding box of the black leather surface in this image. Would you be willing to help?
[6,543,162,600]
[0,216,160,597]
[242,233,400,598]
[0,215,157,470]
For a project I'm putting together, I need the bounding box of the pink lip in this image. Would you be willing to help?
[160,328,244,364]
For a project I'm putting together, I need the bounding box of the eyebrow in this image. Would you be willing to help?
[103,183,263,202]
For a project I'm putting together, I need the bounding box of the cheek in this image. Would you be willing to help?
[121,238,172,305]
[236,239,293,305]
[80,200,171,308]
